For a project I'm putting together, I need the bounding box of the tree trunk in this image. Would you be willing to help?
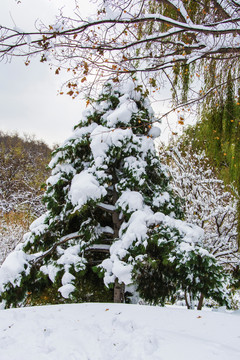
[114,279,125,303]
[197,293,204,310]
[184,291,190,309]
[184,291,194,309]
[111,178,125,303]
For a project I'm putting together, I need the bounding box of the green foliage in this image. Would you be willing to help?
[178,74,240,247]
[133,227,229,307]
[182,81,240,190]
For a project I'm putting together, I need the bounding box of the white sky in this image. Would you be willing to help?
[0,0,186,147]
[0,0,97,147]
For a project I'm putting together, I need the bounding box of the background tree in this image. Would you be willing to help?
[0,78,229,309]
[182,79,240,245]
[0,132,51,264]
[159,135,240,308]
[159,138,239,269]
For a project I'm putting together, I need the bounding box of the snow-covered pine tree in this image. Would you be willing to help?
[0,79,229,308]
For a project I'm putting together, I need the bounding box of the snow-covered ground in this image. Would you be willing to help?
[0,303,239,360]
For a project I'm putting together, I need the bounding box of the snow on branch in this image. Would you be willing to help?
[32,232,81,266]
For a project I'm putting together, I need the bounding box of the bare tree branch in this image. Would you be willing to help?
[1,0,240,108]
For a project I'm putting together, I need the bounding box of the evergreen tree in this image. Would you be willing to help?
[0,78,229,308]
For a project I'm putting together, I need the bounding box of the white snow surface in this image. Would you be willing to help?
[69,171,107,209]
[0,250,29,291]
[28,213,48,236]
[148,126,161,139]
[0,303,239,360]
[58,284,75,299]
[90,125,133,167]
[47,163,76,186]
[105,96,138,127]
[117,191,144,212]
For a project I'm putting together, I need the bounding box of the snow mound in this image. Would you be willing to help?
[0,303,240,360]
[0,250,30,291]
[69,170,107,209]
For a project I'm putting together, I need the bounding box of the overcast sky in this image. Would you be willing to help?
[0,0,97,147]
[0,0,185,147]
